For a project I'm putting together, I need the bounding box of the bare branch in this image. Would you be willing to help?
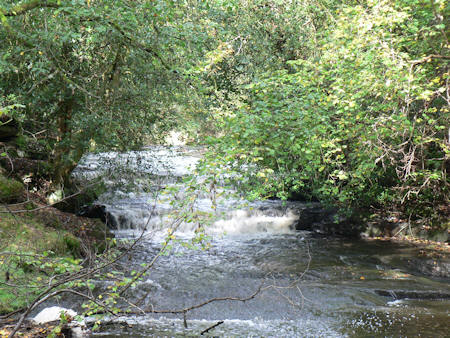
[410,54,450,67]
[200,321,224,335]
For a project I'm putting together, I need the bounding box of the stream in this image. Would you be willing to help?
[72,146,449,337]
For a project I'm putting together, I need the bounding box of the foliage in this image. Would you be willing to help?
[1,2,449,333]
[209,0,449,226]
[0,210,82,313]
[0,0,208,185]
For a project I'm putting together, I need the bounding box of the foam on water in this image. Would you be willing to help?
[100,194,303,238]
[93,316,343,338]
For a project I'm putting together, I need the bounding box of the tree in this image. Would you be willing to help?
[209,0,449,228]
[0,0,202,186]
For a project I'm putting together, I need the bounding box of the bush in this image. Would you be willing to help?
[211,0,449,229]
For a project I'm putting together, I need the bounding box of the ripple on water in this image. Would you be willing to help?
[93,317,344,337]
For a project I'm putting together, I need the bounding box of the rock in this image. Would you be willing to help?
[78,204,118,229]
[0,174,25,203]
[294,207,362,238]
[0,115,19,140]
[32,306,89,337]
[54,183,106,214]
[295,208,331,229]
[32,306,77,325]
[407,257,450,278]
[69,325,90,337]
[375,289,450,300]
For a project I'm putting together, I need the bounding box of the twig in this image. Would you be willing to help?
[0,179,101,213]
[410,54,450,67]
[145,281,267,315]
[200,320,224,335]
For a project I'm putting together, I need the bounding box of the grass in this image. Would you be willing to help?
[0,209,82,314]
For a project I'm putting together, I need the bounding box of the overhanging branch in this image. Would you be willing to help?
[411,54,450,67]
[1,0,60,17]
[107,20,171,70]
[1,0,171,71]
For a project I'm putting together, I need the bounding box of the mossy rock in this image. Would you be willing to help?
[0,174,24,203]
[54,182,106,214]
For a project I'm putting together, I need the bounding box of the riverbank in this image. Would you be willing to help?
[0,196,112,315]
[0,318,65,337]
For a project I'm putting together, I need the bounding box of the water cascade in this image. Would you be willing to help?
[72,146,449,337]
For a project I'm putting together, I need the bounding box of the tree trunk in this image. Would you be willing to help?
[52,89,76,187]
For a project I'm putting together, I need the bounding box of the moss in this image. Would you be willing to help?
[0,290,27,314]
[0,174,24,203]
[63,233,81,257]
[0,209,83,314]
[14,135,28,151]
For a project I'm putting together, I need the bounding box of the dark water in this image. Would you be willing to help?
[89,233,449,337]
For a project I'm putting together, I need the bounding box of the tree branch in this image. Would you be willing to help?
[200,321,224,335]
[1,1,172,70]
[106,20,171,70]
[411,54,450,66]
[1,0,60,17]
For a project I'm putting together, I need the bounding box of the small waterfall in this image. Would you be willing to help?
[74,146,307,237]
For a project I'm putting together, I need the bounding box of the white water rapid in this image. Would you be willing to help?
[73,146,307,238]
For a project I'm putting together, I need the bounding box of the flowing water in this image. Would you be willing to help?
[73,147,449,337]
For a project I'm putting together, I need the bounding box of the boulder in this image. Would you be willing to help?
[32,306,77,325]
[32,306,89,337]
[0,174,25,203]
[294,207,363,238]
[78,204,118,229]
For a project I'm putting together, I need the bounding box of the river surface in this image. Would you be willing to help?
[73,147,449,337]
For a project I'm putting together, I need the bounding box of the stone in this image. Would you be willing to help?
[294,206,362,238]
[32,306,77,325]
[0,116,19,141]
[0,174,24,203]
[78,204,118,229]
[32,306,89,337]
